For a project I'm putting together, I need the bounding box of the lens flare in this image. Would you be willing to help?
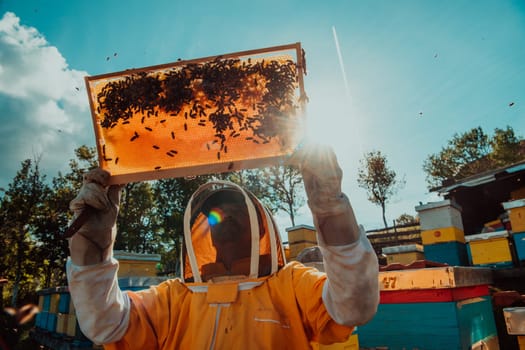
[207,209,223,226]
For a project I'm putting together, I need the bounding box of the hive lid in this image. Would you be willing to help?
[382,244,424,254]
[502,199,525,210]
[415,199,462,212]
[465,230,510,242]
[114,250,162,262]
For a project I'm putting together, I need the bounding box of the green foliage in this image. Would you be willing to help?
[395,213,419,226]
[357,150,405,229]
[261,165,304,227]
[0,159,50,306]
[423,126,524,189]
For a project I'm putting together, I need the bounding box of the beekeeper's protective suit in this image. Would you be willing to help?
[66,145,379,349]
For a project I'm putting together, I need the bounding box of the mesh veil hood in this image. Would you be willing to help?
[182,181,286,282]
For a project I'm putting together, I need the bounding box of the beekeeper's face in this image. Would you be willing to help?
[207,202,252,269]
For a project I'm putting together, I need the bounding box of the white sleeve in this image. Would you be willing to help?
[320,225,379,326]
[66,257,130,345]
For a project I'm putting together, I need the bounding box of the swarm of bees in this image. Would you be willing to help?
[95,57,300,164]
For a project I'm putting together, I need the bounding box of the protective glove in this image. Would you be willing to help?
[295,143,360,245]
[297,143,346,215]
[68,168,122,266]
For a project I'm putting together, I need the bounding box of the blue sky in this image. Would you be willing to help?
[1,0,524,233]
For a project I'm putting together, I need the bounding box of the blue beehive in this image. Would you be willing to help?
[58,292,70,314]
[424,241,469,266]
[512,231,525,262]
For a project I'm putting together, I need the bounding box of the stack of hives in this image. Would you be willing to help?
[415,199,468,266]
[34,286,94,349]
[359,265,499,349]
[381,244,424,265]
[504,198,525,264]
[286,225,318,261]
[113,250,161,278]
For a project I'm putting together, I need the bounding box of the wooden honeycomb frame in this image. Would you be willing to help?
[85,43,307,184]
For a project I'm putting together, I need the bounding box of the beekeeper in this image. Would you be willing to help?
[66,144,379,349]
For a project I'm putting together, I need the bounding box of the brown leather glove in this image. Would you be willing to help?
[68,168,122,265]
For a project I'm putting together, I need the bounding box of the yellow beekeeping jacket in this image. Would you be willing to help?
[104,261,353,350]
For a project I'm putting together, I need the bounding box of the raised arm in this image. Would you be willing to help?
[299,144,379,326]
[66,168,130,344]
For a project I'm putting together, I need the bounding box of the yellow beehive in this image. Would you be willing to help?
[421,226,465,245]
[289,242,317,260]
[286,225,318,261]
[56,313,68,334]
[386,251,425,265]
[503,199,525,233]
[383,244,424,265]
[114,251,161,278]
[287,225,317,244]
[38,295,44,310]
[466,231,512,265]
[49,293,60,314]
[66,314,77,337]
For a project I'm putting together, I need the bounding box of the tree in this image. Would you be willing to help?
[0,158,50,306]
[116,181,159,253]
[151,176,212,274]
[490,126,524,167]
[220,166,305,227]
[395,213,419,226]
[262,165,304,227]
[31,175,70,289]
[423,126,524,189]
[357,150,405,229]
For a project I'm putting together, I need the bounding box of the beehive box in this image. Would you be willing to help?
[504,307,525,335]
[424,241,469,266]
[415,199,464,231]
[359,297,499,350]
[66,314,80,338]
[117,276,168,292]
[85,43,307,184]
[513,232,525,262]
[421,226,465,245]
[503,199,525,233]
[289,242,318,261]
[382,244,424,265]
[34,278,168,348]
[378,266,492,291]
[511,187,525,200]
[114,250,161,278]
[286,224,317,244]
[58,292,71,314]
[56,313,68,335]
[286,225,318,260]
[359,266,498,350]
[466,231,513,267]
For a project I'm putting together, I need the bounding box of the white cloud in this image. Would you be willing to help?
[0,12,94,189]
